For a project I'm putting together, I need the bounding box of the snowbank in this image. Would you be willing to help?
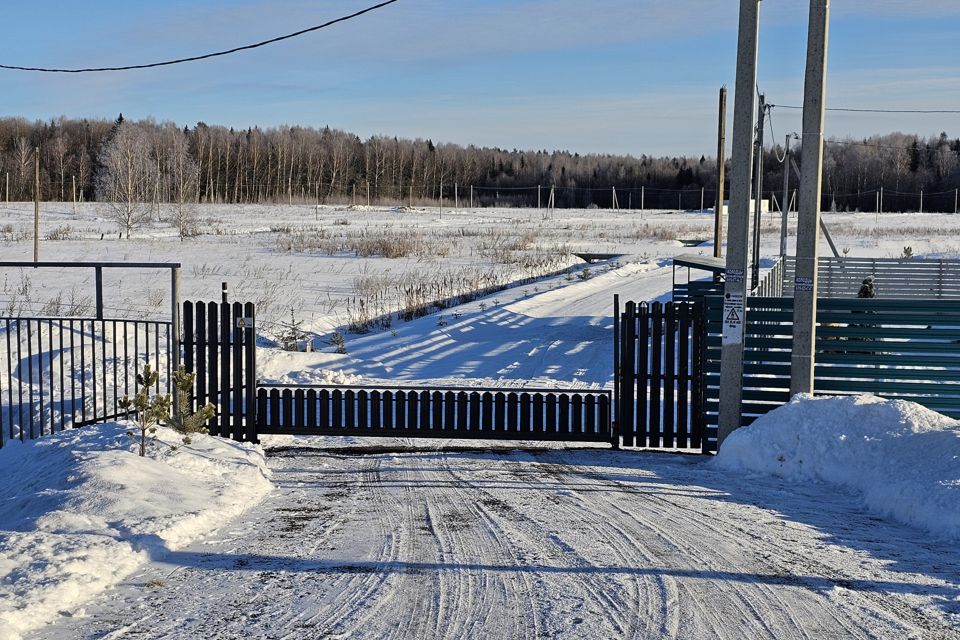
[715,394,960,539]
[0,423,273,640]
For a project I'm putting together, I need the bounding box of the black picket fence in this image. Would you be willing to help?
[182,301,257,442]
[616,299,708,451]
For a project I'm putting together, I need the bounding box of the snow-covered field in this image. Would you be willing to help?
[2,203,960,638]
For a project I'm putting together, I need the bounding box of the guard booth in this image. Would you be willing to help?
[672,254,726,303]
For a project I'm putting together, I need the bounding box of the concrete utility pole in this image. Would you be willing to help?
[34,146,40,262]
[718,0,762,446]
[790,0,831,396]
[751,94,766,289]
[72,175,77,215]
[780,134,792,257]
[715,87,727,257]
[470,185,474,209]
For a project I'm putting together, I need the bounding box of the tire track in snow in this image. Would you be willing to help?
[534,453,958,639]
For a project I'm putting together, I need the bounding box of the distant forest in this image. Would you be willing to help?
[1,115,959,212]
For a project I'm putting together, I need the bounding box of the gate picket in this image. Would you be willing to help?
[664,302,676,448]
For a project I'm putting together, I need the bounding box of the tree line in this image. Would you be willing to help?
[1,114,958,217]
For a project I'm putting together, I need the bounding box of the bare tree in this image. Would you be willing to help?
[166,126,199,238]
[95,122,157,236]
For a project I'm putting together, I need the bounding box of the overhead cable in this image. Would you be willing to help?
[0,0,399,73]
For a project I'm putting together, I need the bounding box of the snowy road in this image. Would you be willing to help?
[42,440,960,640]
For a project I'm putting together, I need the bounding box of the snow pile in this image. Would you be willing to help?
[715,394,960,539]
[0,423,273,639]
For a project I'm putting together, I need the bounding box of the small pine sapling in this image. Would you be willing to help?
[165,365,216,445]
[119,365,171,457]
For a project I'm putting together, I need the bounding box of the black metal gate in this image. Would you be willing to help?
[182,300,257,442]
[615,298,708,452]
[257,383,613,443]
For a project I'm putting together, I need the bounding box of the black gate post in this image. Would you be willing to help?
[612,294,620,449]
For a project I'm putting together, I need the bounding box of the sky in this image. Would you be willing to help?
[2,0,959,157]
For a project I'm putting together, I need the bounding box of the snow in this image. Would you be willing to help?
[32,440,960,639]
[3,204,960,636]
[715,394,960,540]
[0,422,272,640]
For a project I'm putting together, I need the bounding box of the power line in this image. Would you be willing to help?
[772,104,960,115]
[0,0,399,73]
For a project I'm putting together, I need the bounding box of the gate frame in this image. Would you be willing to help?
[0,261,181,448]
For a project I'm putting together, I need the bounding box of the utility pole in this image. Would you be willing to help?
[455,183,459,209]
[5,172,9,204]
[751,94,766,289]
[780,134,792,257]
[366,181,370,206]
[880,186,884,214]
[409,184,413,208]
[470,185,474,209]
[955,188,958,214]
[439,179,443,219]
[790,0,831,396]
[612,186,618,210]
[718,0,761,447]
[538,185,541,209]
[700,187,705,213]
[920,190,923,214]
[72,175,77,215]
[34,147,41,262]
[715,86,728,258]
[641,186,645,212]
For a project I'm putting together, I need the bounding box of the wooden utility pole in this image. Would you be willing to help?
[790,0,831,396]
[714,86,728,258]
[34,146,40,262]
[718,0,761,447]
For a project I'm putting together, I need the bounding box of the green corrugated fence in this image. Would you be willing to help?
[703,296,960,451]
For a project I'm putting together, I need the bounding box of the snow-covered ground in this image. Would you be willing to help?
[716,394,960,540]
[0,423,271,640]
[3,204,960,638]
[28,432,960,639]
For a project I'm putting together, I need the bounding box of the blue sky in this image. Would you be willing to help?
[2,0,959,156]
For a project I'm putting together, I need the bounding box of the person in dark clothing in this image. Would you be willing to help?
[857,275,877,299]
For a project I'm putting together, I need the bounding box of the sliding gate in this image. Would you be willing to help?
[182,300,613,445]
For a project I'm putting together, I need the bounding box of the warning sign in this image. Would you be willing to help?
[722,293,744,343]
